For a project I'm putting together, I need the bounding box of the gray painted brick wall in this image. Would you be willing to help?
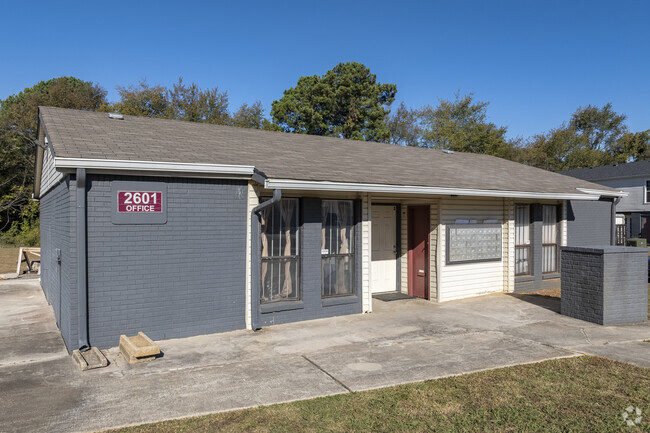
[561,246,648,325]
[255,198,362,327]
[85,175,248,348]
[39,175,78,351]
[566,199,613,246]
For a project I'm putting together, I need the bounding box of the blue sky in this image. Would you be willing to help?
[2,0,648,139]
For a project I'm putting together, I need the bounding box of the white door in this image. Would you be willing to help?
[371,205,397,293]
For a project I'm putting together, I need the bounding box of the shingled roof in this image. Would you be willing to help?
[560,160,650,181]
[37,106,620,199]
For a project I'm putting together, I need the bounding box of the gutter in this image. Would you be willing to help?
[249,188,282,331]
[76,168,90,351]
[55,158,255,177]
[264,179,604,201]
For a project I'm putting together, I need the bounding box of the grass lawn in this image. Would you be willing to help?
[108,356,649,433]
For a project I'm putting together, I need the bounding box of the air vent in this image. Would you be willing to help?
[108,113,124,120]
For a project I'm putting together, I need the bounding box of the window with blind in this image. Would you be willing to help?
[260,199,300,303]
[321,200,355,298]
[515,204,531,276]
[542,205,559,273]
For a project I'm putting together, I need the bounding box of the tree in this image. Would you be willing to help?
[168,77,231,124]
[112,81,170,118]
[569,103,626,152]
[232,101,265,129]
[386,102,422,146]
[417,93,515,158]
[271,62,397,141]
[0,77,107,232]
[522,104,648,171]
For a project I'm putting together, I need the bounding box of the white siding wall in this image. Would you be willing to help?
[361,193,372,312]
[503,200,515,292]
[245,183,259,329]
[41,146,64,196]
[400,205,408,294]
[439,198,505,302]
[429,201,440,300]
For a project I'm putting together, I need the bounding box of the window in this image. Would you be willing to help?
[260,199,300,303]
[646,180,650,203]
[321,200,355,297]
[542,205,559,273]
[515,204,531,276]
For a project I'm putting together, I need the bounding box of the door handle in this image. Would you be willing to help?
[417,269,425,276]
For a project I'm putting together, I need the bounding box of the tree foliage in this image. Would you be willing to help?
[0,77,107,231]
[387,93,517,159]
[271,62,397,141]
[521,104,649,171]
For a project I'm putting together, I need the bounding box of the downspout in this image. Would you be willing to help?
[250,188,281,330]
[611,197,621,246]
[76,168,90,351]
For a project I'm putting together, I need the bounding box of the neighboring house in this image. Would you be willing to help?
[561,161,650,244]
[34,107,623,353]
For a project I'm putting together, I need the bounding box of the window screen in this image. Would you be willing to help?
[542,205,559,273]
[515,204,531,276]
[321,200,355,297]
[260,199,300,303]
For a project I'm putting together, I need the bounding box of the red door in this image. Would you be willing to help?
[408,206,430,299]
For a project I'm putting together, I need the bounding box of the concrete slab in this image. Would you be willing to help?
[305,332,576,392]
[0,278,648,433]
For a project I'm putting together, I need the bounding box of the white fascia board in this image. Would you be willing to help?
[54,158,255,176]
[576,187,628,198]
[264,179,601,201]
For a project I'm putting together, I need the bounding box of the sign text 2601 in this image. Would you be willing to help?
[117,191,162,213]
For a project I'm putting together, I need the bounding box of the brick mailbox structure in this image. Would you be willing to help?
[561,246,648,325]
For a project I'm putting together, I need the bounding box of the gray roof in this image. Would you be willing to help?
[38,106,616,197]
[560,160,650,181]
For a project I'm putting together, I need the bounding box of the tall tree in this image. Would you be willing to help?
[168,77,231,124]
[271,62,396,141]
[417,93,515,158]
[0,77,107,231]
[523,104,647,171]
[112,81,170,118]
[386,102,422,147]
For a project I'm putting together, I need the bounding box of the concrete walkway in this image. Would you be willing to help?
[0,279,648,433]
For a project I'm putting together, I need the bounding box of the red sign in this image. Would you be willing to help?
[117,191,162,213]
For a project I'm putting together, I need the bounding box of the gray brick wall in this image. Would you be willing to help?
[39,176,78,351]
[85,175,248,348]
[566,199,613,246]
[561,246,648,325]
[256,198,362,327]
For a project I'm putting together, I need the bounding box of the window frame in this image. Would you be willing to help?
[514,204,531,276]
[541,204,560,274]
[259,198,301,304]
[321,199,356,298]
[645,180,650,204]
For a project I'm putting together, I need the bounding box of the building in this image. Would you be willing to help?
[561,161,650,244]
[34,107,623,353]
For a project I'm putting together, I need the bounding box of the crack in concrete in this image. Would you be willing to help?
[580,328,592,344]
[302,355,352,393]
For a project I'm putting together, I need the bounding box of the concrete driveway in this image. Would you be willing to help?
[0,279,648,433]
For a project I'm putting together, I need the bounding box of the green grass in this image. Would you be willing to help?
[107,356,649,433]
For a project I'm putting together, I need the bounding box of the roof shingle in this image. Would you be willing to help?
[39,106,615,196]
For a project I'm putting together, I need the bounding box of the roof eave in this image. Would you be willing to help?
[54,157,255,179]
[264,179,602,201]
